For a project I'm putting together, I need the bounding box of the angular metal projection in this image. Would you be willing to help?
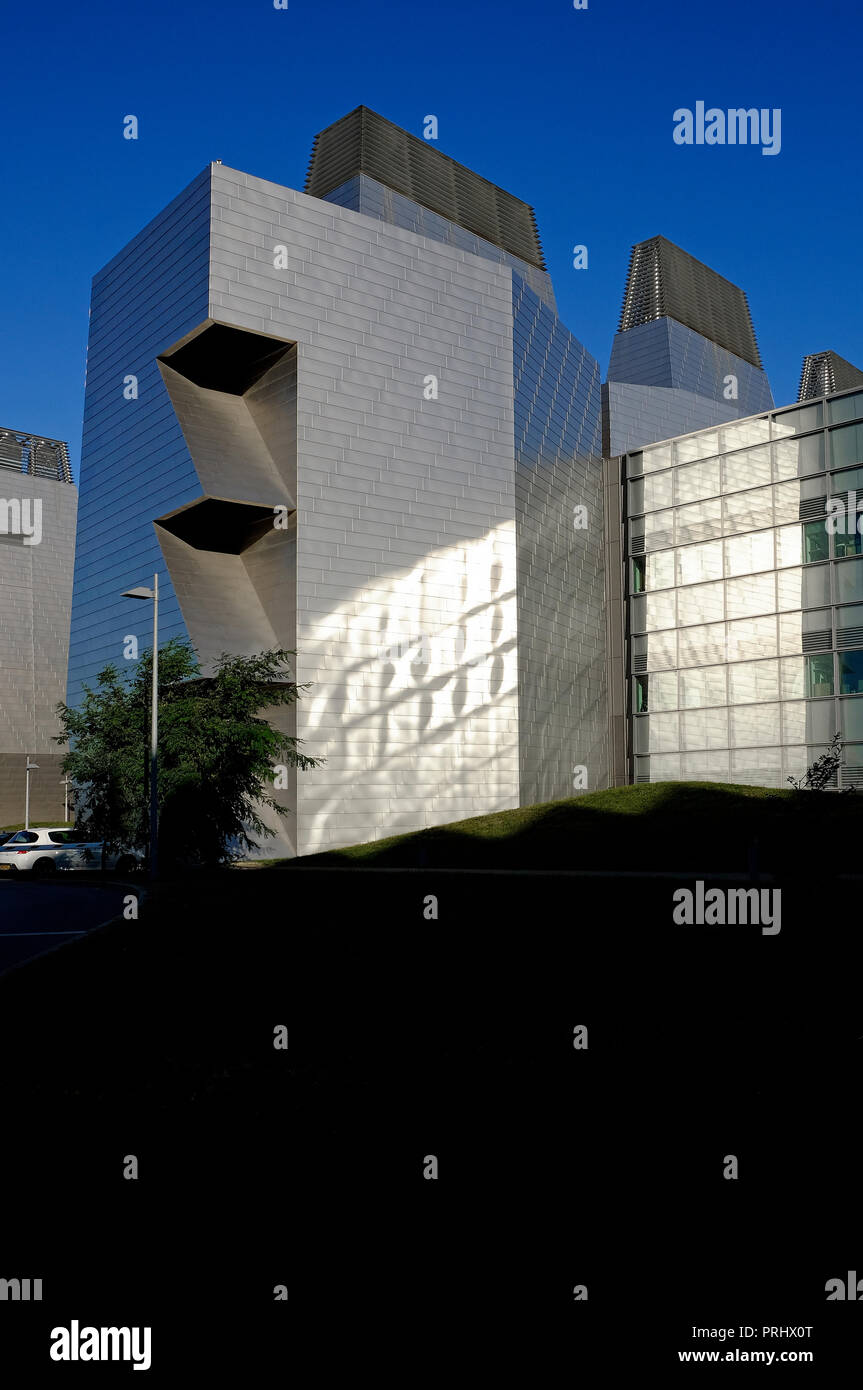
[618,235,763,369]
[155,323,297,674]
[798,350,863,401]
[305,105,546,272]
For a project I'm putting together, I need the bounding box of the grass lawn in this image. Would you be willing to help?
[274,780,862,873]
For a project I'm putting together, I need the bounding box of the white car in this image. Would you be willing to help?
[0,829,143,878]
[0,827,103,877]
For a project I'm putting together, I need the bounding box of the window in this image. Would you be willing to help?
[632,555,645,593]
[644,508,675,550]
[647,630,677,671]
[677,580,724,626]
[721,418,770,450]
[635,675,648,712]
[676,459,720,504]
[803,565,831,607]
[805,653,834,698]
[650,670,679,710]
[837,603,863,642]
[729,615,778,661]
[772,435,825,480]
[641,443,673,473]
[829,421,863,469]
[647,550,675,590]
[828,392,863,425]
[729,659,779,704]
[730,704,781,748]
[842,697,863,740]
[681,708,728,750]
[679,541,723,585]
[680,665,727,708]
[834,527,863,559]
[724,531,774,577]
[782,702,807,742]
[723,486,773,535]
[9,831,38,844]
[722,445,771,493]
[836,557,863,604]
[803,521,829,564]
[650,713,681,751]
[675,497,722,545]
[643,472,673,512]
[829,464,863,492]
[839,650,863,695]
[675,432,719,464]
[776,525,802,567]
[679,623,726,667]
[772,404,823,436]
[646,590,677,631]
[780,656,805,699]
[725,572,775,619]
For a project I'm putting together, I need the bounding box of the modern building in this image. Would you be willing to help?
[0,427,77,825]
[798,350,863,402]
[603,235,774,458]
[66,108,863,838]
[68,106,606,856]
[607,384,863,791]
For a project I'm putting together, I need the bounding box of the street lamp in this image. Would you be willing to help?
[122,573,159,878]
[25,758,39,831]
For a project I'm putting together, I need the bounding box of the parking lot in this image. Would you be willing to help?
[0,878,130,972]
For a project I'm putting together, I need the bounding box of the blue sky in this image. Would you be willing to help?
[1,0,860,480]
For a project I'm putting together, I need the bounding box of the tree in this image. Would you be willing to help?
[786,731,853,793]
[55,639,323,866]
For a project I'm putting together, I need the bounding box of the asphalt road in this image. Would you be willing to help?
[0,878,128,972]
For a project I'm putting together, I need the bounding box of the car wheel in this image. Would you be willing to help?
[31,857,56,879]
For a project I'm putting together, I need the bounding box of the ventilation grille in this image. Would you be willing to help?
[842,766,863,787]
[0,428,72,484]
[802,631,832,652]
[799,496,827,520]
[617,235,763,369]
[304,106,546,271]
[838,626,863,649]
[633,654,648,673]
[798,350,863,402]
[631,534,645,554]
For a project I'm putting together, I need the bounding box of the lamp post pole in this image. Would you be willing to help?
[25,757,39,831]
[122,574,159,879]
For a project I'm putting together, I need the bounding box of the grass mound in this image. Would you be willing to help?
[282,781,861,873]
